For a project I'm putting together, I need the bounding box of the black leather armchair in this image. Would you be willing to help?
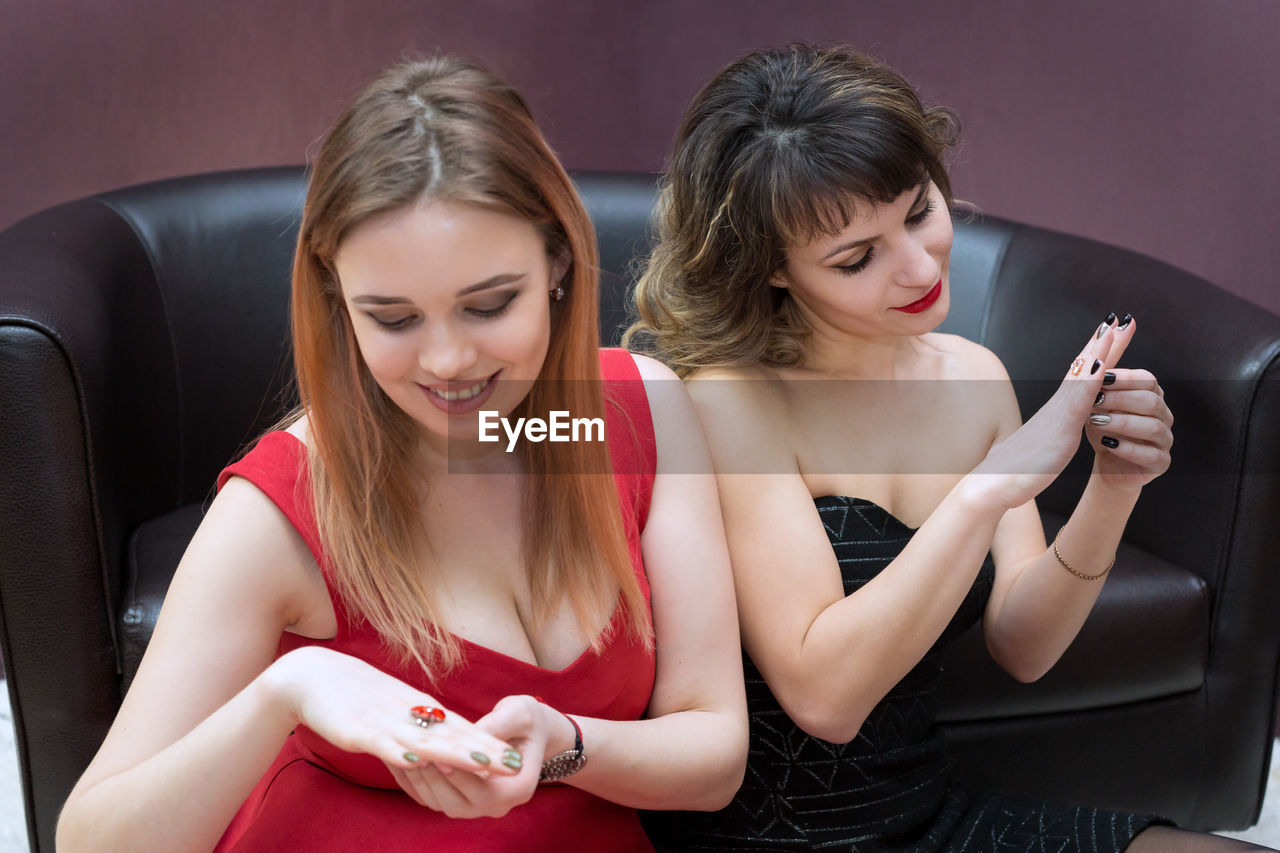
[1,168,1277,852]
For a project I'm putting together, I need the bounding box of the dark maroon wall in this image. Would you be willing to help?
[3,0,1277,313]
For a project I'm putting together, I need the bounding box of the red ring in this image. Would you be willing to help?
[410,705,446,725]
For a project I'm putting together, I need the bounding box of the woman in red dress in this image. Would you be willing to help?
[57,56,747,853]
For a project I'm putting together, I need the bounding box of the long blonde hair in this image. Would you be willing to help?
[625,44,959,377]
[291,56,649,675]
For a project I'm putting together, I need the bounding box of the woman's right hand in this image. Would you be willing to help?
[967,317,1128,510]
[266,646,520,780]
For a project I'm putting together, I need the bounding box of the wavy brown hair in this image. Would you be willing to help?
[291,56,649,676]
[625,44,960,377]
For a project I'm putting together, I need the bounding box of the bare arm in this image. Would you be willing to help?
[458,354,749,813]
[982,481,1138,681]
[688,373,1005,744]
[984,319,1174,680]
[564,354,748,809]
[57,476,518,852]
[686,328,1117,744]
[56,478,325,852]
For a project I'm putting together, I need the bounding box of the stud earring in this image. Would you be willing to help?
[551,285,565,302]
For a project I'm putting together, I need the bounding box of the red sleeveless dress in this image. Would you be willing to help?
[213,349,657,852]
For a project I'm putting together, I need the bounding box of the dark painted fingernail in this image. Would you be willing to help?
[1094,391,1105,406]
[1090,359,1102,375]
[1089,414,1111,426]
[1101,436,1119,448]
[1118,313,1133,329]
[1104,312,1117,325]
[1103,371,1116,385]
[403,751,420,763]
[471,751,491,765]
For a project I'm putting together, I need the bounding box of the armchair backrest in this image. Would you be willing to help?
[0,167,304,852]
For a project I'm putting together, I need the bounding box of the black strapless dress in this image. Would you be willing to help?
[676,496,1169,852]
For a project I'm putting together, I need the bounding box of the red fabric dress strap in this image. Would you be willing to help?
[216,432,325,576]
[599,348,657,533]
[216,431,366,637]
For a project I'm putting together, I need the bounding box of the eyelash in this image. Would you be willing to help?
[371,315,415,330]
[368,294,518,330]
[835,249,875,276]
[468,293,517,319]
[834,200,936,276]
[907,199,935,226]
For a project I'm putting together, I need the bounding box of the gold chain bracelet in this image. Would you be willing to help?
[1052,531,1114,581]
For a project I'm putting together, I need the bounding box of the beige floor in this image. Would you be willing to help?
[0,682,1276,851]
[1,684,27,851]
[1221,747,1280,846]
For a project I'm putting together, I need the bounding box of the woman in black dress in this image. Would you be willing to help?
[626,44,1268,853]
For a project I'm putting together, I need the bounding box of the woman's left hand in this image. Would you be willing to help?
[1087,366,1174,491]
[387,695,573,819]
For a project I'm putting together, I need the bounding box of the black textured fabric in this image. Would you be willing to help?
[676,497,1168,852]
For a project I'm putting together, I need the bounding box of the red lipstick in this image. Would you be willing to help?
[891,280,942,314]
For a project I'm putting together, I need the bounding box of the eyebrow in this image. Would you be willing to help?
[820,182,932,262]
[350,273,527,305]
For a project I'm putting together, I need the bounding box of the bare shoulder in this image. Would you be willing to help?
[628,351,678,382]
[624,353,712,477]
[683,363,795,473]
[629,354,780,425]
[925,333,1021,436]
[222,414,315,595]
[199,477,321,621]
[685,362,785,414]
[686,362,778,384]
[924,333,1011,381]
[284,412,311,444]
[627,352,690,424]
[211,431,332,635]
